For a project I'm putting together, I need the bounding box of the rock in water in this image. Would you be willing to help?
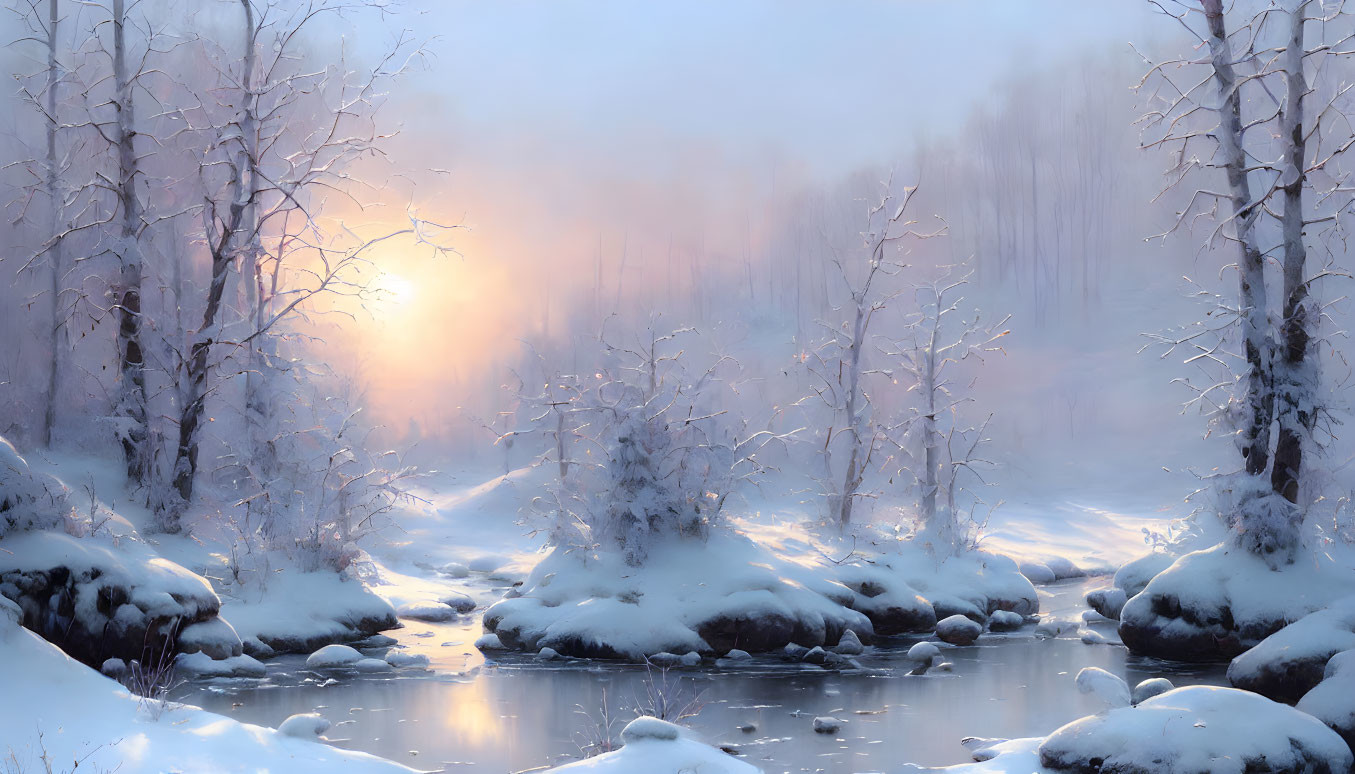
[988,610,1024,632]
[305,644,363,668]
[936,615,982,646]
[812,716,841,734]
[833,629,865,655]
[1075,667,1130,709]
[907,641,941,663]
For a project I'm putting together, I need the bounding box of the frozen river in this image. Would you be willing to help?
[173,579,1229,773]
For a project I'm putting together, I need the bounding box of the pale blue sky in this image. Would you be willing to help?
[398,1,1159,180]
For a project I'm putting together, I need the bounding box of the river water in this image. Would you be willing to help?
[173,579,1229,773]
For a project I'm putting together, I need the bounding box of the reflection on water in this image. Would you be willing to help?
[173,580,1228,773]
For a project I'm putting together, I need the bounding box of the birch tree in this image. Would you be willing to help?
[1139,0,1355,556]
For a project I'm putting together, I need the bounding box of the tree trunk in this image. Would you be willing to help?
[112,0,149,484]
[42,0,62,448]
[1203,0,1274,482]
[1272,2,1312,506]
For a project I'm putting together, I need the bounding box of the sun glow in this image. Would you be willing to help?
[377,272,417,307]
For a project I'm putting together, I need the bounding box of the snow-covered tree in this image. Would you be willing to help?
[541,320,794,565]
[887,263,1009,555]
[1139,0,1355,558]
[806,179,943,526]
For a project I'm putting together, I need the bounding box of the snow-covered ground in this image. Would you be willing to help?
[0,595,415,774]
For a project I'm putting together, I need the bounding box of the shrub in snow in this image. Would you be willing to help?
[278,713,331,739]
[1119,542,1355,662]
[0,437,69,538]
[305,644,363,668]
[1228,596,1355,704]
[1038,686,1351,774]
[936,614,982,645]
[1297,649,1355,751]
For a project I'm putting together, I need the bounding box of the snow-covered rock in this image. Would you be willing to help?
[278,713,331,738]
[537,646,561,660]
[384,649,430,668]
[355,657,393,672]
[100,657,127,677]
[1038,685,1352,773]
[908,641,942,663]
[1019,562,1056,585]
[812,716,842,734]
[833,629,864,654]
[1077,628,1109,645]
[1228,596,1355,703]
[936,614,982,645]
[396,600,458,622]
[1074,667,1129,709]
[178,617,244,660]
[1131,677,1174,705]
[0,530,226,670]
[439,562,470,578]
[441,591,476,613]
[723,648,751,661]
[175,651,267,678]
[544,716,759,773]
[474,632,506,650]
[987,610,1023,632]
[622,716,682,742]
[1119,542,1355,661]
[1297,649,1355,751]
[1084,586,1128,621]
[306,643,364,668]
[221,568,398,656]
[1085,552,1174,621]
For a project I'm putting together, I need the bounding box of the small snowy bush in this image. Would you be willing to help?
[0,436,69,538]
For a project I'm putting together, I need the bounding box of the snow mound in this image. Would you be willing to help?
[1119,542,1355,661]
[221,567,398,656]
[306,643,363,668]
[1228,595,1355,703]
[1038,685,1352,773]
[0,613,414,773]
[621,716,682,742]
[543,719,760,773]
[1130,677,1173,705]
[278,713,331,738]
